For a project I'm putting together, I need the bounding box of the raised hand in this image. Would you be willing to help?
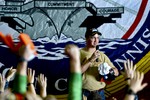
[18,44,35,62]
[65,44,81,73]
[65,44,80,59]
[0,73,6,93]
[27,68,36,95]
[65,44,82,100]
[122,59,137,84]
[89,50,100,63]
[27,68,35,84]
[37,73,47,98]
[129,71,148,94]
[124,71,148,100]
[6,66,16,82]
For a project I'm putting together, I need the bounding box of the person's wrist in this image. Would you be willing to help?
[27,83,34,86]
[88,58,94,63]
[41,87,46,90]
[18,56,28,63]
[127,88,137,96]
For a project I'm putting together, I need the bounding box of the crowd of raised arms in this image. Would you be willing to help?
[0,29,148,100]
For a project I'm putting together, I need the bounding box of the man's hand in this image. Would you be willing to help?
[89,50,100,62]
[112,67,119,76]
[65,44,81,73]
[65,44,80,60]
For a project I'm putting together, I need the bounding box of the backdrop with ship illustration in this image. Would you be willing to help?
[0,0,150,97]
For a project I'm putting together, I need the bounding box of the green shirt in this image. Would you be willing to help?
[13,73,27,94]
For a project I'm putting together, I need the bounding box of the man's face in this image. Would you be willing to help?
[86,34,99,47]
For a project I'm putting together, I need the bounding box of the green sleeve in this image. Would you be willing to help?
[13,73,27,94]
[68,73,82,100]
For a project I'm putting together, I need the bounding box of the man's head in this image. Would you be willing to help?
[85,28,102,39]
[85,28,102,48]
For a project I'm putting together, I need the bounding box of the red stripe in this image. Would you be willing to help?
[15,93,24,100]
[122,0,148,39]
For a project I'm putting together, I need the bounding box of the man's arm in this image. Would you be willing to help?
[81,58,92,73]
[81,50,99,73]
[65,44,82,100]
[103,53,119,76]
[13,60,28,94]
[13,45,35,94]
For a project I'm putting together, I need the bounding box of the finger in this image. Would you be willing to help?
[94,50,97,54]
[2,74,5,81]
[133,65,137,72]
[28,68,31,76]
[127,59,130,70]
[96,50,100,55]
[130,60,133,71]
[12,69,16,73]
[141,83,148,90]
[45,77,47,86]
[27,68,30,75]
[133,71,136,80]
[0,73,2,82]
[30,68,32,77]
[10,66,13,70]
[40,74,43,81]
[124,60,127,71]
[0,74,5,82]
[13,69,17,73]
[32,70,35,77]
[136,71,140,80]
[43,74,45,83]
[28,68,32,76]
[113,69,118,76]
[45,77,47,82]
[37,75,40,82]
[139,72,144,83]
[42,74,44,82]
[0,74,4,82]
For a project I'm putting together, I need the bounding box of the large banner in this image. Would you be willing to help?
[0,0,150,99]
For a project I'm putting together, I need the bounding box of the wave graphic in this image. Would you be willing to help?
[33,34,132,60]
[0,33,132,61]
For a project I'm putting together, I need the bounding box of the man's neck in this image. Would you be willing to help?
[84,46,96,53]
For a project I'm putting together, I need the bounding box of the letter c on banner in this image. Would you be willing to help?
[55,78,67,91]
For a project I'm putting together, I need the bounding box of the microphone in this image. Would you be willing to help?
[96,45,99,62]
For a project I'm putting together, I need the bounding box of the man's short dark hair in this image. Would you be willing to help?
[85,28,102,38]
